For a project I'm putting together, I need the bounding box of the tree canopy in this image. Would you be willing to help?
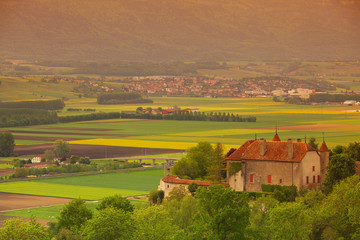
[0,218,50,240]
[323,153,356,193]
[0,132,15,157]
[53,139,71,159]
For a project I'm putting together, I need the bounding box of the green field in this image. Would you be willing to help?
[3,202,98,220]
[2,199,147,220]
[6,97,360,150]
[0,168,165,200]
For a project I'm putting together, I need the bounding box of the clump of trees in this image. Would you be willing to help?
[0,99,64,110]
[323,141,359,193]
[54,140,71,160]
[0,108,58,127]
[172,142,226,181]
[97,92,153,105]
[0,132,15,157]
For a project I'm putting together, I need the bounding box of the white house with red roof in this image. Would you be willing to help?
[158,168,229,197]
[225,133,329,192]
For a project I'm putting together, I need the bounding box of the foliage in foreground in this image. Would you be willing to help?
[0,218,50,240]
[3,175,360,240]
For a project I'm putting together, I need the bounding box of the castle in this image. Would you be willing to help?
[159,133,329,195]
[225,133,329,191]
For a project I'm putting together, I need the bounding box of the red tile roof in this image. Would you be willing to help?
[319,141,329,152]
[162,175,229,187]
[272,133,281,141]
[226,140,254,160]
[226,139,317,162]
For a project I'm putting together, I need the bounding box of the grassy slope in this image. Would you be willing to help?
[0,168,164,200]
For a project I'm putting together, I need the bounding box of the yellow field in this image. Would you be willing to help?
[68,138,239,151]
[166,128,283,137]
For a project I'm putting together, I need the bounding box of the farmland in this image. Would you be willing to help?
[3,97,360,155]
[0,168,164,200]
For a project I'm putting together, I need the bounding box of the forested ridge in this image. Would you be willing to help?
[1,0,359,61]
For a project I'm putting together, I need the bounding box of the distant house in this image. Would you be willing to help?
[31,154,43,163]
[184,108,200,113]
[225,134,329,192]
[158,168,229,197]
[343,100,359,106]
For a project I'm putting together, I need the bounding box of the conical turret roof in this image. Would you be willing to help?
[319,141,329,152]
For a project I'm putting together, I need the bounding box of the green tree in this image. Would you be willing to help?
[323,153,356,193]
[0,132,15,157]
[0,218,50,240]
[195,185,250,240]
[57,198,93,234]
[308,137,319,150]
[345,141,360,162]
[166,185,188,202]
[148,189,165,205]
[96,194,134,213]
[79,157,91,164]
[163,195,198,233]
[172,141,214,179]
[133,205,183,240]
[207,143,225,183]
[69,155,78,164]
[14,167,28,178]
[330,144,346,156]
[188,182,199,196]
[54,139,71,159]
[43,149,55,162]
[267,202,312,240]
[81,207,134,240]
[246,196,279,239]
[318,175,360,239]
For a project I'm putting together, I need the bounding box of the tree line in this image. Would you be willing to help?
[0,99,64,110]
[120,111,256,122]
[97,92,153,105]
[0,108,58,128]
[309,93,360,103]
[9,161,142,180]
[58,112,120,123]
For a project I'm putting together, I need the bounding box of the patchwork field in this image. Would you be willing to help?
[0,168,164,200]
[3,97,359,157]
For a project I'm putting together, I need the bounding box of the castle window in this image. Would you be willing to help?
[306,176,309,184]
[267,175,272,184]
[313,176,316,183]
[312,166,315,172]
[250,174,254,183]
[167,185,170,188]
[279,179,282,184]
[317,175,320,183]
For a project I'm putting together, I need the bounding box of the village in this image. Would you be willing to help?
[122,76,340,98]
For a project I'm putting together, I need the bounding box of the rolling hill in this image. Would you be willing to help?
[0,0,359,61]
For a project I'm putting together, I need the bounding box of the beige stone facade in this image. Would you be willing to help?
[226,134,329,192]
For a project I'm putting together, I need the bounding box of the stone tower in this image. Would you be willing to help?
[319,141,329,183]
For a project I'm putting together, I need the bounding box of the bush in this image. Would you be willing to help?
[261,184,297,202]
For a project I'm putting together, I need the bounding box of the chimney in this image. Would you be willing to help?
[287,138,293,160]
[260,138,267,156]
[166,168,171,176]
[297,138,301,142]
